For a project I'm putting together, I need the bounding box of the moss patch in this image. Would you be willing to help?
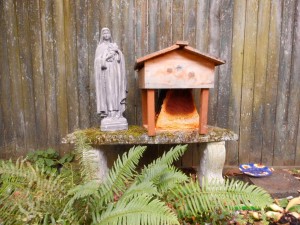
[62,126,238,146]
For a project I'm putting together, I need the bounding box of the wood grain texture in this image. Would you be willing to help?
[217,0,233,130]
[261,0,282,165]
[16,0,37,151]
[250,0,271,163]
[172,0,184,42]
[135,0,147,126]
[87,0,101,127]
[289,0,300,165]
[40,0,59,147]
[53,0,69,151]
[76,0,90,128]
[227,0,247,165]
[195,0,209,52]
[148,0,158,53]
[183,0,196,46]
[158,0,172,49]
[29,0,48,149]
[122,0,136,125]
[0,0,15,157]
[64,0,80,132]
[238,0,258,164]
[4,0,26,151]
[207,0,221,126]
[273,0,296,166]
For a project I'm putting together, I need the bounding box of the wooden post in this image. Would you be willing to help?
[141,90,147,127]
[147,89,155,136]
[199,89,209,134]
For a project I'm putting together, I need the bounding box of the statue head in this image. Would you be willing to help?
[100,27,113,43]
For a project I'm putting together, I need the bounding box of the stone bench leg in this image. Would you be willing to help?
[198,141,226,184]
[82,148,109,183]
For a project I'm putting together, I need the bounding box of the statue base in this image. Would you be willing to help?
[100,117,128,131]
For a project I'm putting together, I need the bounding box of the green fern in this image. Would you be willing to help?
[0,159,71,224]
[168,178,273,219]
[98,146,146,205]
[93,194,179,225]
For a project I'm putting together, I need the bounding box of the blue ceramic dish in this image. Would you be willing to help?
[239,163,272,177]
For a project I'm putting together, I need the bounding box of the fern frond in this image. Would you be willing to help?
[120,181,159,202]
[93,194,179,225]
[73,132,99,182]
[0,159,70,224]
[168,179,273,219]
[98,146,146,204]
[137,164,169,184]
[157,167,188,194]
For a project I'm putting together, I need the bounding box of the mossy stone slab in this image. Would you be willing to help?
[62,125,238,146]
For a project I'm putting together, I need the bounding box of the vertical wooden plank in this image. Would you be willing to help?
[195,0,209,52]
[250,0,271,163]
[0,0,15,157]
[122,0,136,125]
[40,0,59,147]
[111,0,122,47]
[261,0,282,165]
[99,0,112,28]
[227,0,246,165]
[135,0,148,58]
[288,0,300,165]
[238,0,258,164]
[29,0,48,149]
[4,0,26,152]
[217,0,234,166]
[87,0,101,127]
[135,0,148,125]
[148,0,159,52]
[76,0,90,128]
[172,0,184,42]
[273,0,296,166]
[294,0,300,165]
[158,0,172,49]
[216,0,233,129]
[64,0,79,132]
[15,0,37,151]
[183,0,196,47]
[207,0,221,126]
[53,0,69,149]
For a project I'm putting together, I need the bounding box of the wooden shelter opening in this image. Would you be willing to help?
[156,89,199,130]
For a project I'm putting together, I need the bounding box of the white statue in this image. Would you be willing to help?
[94,28,128,131]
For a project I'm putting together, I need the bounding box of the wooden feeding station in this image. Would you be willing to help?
[134,41,225,136]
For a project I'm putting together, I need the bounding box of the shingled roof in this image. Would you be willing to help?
[134,41,225,70]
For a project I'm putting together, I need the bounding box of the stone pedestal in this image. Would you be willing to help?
[198,141,226,184]
[100,117,128,131]
[83,148,109,182]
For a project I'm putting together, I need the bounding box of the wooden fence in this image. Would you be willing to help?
[0,0,299,167]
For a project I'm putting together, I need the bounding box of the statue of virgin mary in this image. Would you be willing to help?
[94,28,128,131]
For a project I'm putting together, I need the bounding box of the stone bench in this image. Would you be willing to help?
[63,126,238,183]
